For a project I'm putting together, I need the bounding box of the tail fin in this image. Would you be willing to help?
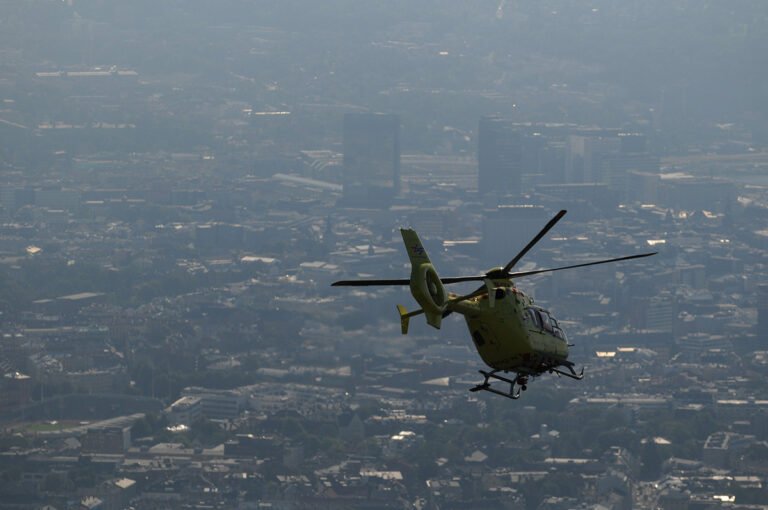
[400,228,446,329]
[401,228,433,266]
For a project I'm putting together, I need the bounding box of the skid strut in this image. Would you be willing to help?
[550,364,584,380]
[469,370,528,400]
[470,363,585,399]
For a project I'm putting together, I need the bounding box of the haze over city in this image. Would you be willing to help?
[1,1,768,509]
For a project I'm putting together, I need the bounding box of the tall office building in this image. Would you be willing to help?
[602,133,660,201]
[645,291,677,333]
[342,113,400,207]
[478,117,567,195]
[565,131,659,203]
[564,134,621,183]
[478,116,523,196]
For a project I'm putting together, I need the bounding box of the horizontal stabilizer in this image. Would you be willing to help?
[396,305,425,335]
[397,305,410,335]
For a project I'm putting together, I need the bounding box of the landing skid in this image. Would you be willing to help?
[550,364,584,380]
[470,363,585,400]
[469,370,527,400]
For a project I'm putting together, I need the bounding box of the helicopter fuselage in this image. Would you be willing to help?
[332,210,654,399]
[450,284,569,374]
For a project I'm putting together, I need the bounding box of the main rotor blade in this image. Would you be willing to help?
[331,278,410,286]
[501,209,567,274]
[437,251,659,284]
[332,251,657,286]
[508,252,657,278]
[333,275,491,286]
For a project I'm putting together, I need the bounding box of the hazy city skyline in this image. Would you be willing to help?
[0,2,767,509]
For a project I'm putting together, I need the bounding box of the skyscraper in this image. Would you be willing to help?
[564,134,620,183]
[478,116,523,196]
[342,113,400,207]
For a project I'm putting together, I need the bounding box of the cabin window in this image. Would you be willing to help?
[537,310,554,332]
[528,307,568,340]
[526,308,542,329]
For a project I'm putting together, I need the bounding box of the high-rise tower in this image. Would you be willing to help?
[478,116,523,196]
[342,113,400,207]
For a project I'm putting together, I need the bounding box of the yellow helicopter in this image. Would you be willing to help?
[332,210,657,399]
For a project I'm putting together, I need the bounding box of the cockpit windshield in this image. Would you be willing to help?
[550,316,567,342]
